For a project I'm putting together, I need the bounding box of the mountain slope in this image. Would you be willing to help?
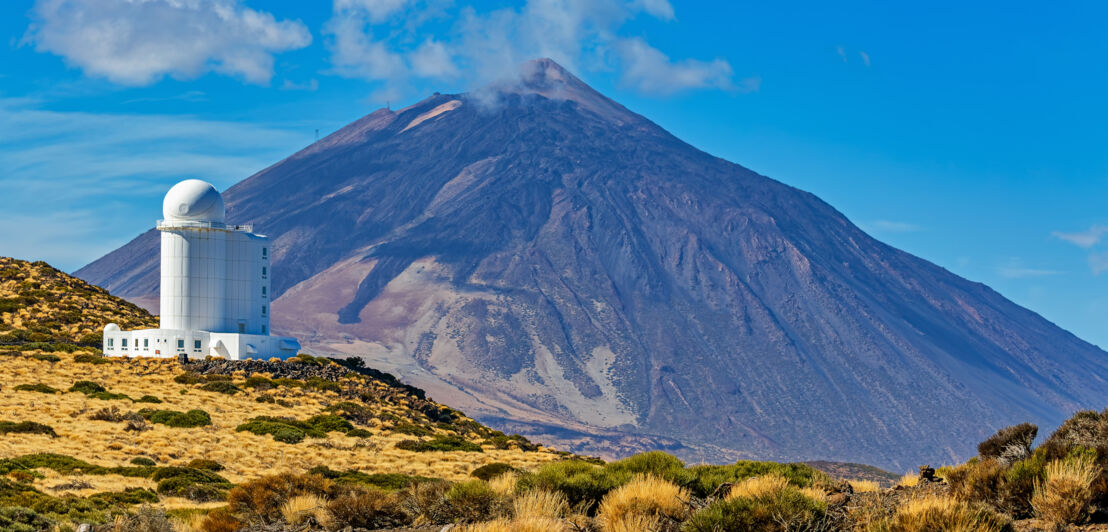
[77,59,1108,470]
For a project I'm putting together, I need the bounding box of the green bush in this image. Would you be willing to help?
[0,421,57,438]
[185,459,223,472]
[308,465,433,491]
[13,383,58,394]
[236,415,355,444]
[172,372,202,385]
[87,391,131,401]
[130,457,157,467]
[471,463,520,481]
[325,401,375,424]
[682,487,827,532]
[135,395,162,404]
[139,409,212,428]
[979,423,1038,463]
[392,423,431,437]
[687,461,827,497]
[395,435,483,453]
[73,353,110,364]
[199,381,241,395]
[31,354,60,363]
[243,376,274,390]
[68,381,106,394]
[152,467,231,501]
[517,460,622,510]
[346,428,372,438]
[306,377,341,393]
[307,414,354,433]
[0,505,53,532]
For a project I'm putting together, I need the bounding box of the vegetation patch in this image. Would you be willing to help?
[13,383,58,394]
[396,435,484,453]
[152,467,232,502]
[72,354,110,364]
[0,422,57,438]
[308,465,433,491]
[236,414,354,444]
[138,408,212,428]
[30,354,60,363]
[199,380,242,395]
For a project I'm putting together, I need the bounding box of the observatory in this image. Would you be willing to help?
[102,180,300,359]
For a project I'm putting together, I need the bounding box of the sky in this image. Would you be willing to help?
[0,0,1106,348]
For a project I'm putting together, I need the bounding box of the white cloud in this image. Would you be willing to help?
[24,0,311,86]
[616,38,740,95]
[0,98,309,271]
[997,258,1062,279]
[859,51,871,67]
[324,0,741,99]
[1052,225,1108,248]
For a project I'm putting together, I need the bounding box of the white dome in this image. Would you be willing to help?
[104,323,120,332]
[162,179,225,223]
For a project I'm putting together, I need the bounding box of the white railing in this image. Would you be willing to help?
[157,220,254,233]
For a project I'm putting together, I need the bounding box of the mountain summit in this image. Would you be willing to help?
[77,59,1108,470]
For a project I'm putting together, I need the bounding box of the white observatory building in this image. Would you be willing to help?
[102,179,300,359]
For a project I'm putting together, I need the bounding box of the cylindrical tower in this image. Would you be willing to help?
[158,180,229,332]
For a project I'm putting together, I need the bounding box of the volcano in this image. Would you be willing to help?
[77,59,1108,470]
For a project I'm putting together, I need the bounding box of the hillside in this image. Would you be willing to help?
[76,58,1108,471]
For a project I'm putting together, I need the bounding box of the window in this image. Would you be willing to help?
[261,266,267,278]
[107,338,113,347]
[143,339,149,348]
[261,286,267,296]
[261,325,267,334]
[177,339,184,349]
[262,247,267,259]
[121,338,127,348]
[261,305,267,316]
[238,323,245,333]
[194,340,202,350]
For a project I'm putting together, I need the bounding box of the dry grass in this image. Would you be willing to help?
[727,473,789,500]
[489,471,519,496]
[0,350,560,508]
[896,472,919,488]
[281,494,330,527]
[596,474,688,532]
[874,495,1008,532]
[513,489,568,519]
[849,479,880,493]
[1032,455,1100,527]
[459,516,569,532]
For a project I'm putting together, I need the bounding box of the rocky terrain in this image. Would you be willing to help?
[76,59,1108,471]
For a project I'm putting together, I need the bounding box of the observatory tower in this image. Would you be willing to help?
[102,180,300,359]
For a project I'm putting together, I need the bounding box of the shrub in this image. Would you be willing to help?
[139,409,212,428]
[729,474,790,499]
[0,506,52,532]
[687,461,827,498]
[154,467,231,502]
[472,463,521,481]
[864,495,1009,532]
[173,372,202,385]
[324,401,375,424]
[0,421,56,437]
[281,494,330,527]
[947,458,1005,508]
[306,377,341,393]
[1032,454,1100,526]
[31,354,60,363]
[327,485,411,529]
[227,473,332,524]
[979,423,1038,464]
[13,383,58,394]
[597,474,689,532]
[683,484,827,532]
[346,428,372,438]
[396,480,452,524]
[68,380,106,394]
[186,459,224,472]
[200,381,241,395]
[307,465,432,491]
[197,508,244,532]
[88,390,132,401]
[89,406,135,422]
[243,376,274,390]
[396,435,483,453]
[130,457,156,467]
[306,414,354,433]
[135,395,162,404]
[392,422,432,437]
[73,353,110,364]
[108,506,174,532]
[514,489,568,519]
[999,451,1047,518]
[445,480,504,522]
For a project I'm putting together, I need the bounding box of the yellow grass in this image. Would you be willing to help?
[0,351,561,507]
[459,517,568,532]
[1032,455,1100,526]
[881,495,1008,532]
[489,471,519,496]
[513,489,568,519]
[727,473,789,500]
[897,471,920,487]
[848,479,880,493]
[596,474,687,532]
[281,494,329,526]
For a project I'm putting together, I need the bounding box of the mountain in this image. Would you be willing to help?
[76,59,1108,471]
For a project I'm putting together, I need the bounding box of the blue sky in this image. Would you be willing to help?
[1,0,1106,348]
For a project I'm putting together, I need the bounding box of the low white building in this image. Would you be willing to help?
[103,179,300,360]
